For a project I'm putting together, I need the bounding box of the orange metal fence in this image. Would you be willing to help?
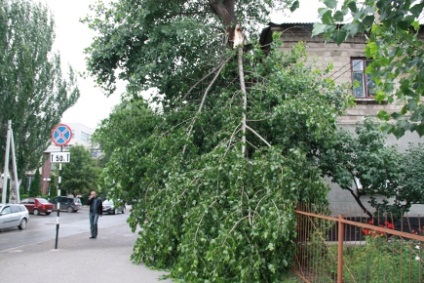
[294,205,424,283]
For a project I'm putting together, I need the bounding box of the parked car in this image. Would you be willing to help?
[49,196,82,213]
[20,197,54,216]
[102,199,125,215]
[0,204,29,230]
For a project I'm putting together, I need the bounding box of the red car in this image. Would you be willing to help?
[20,197,54,216]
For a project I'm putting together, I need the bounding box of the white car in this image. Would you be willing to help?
[0,204,29,230]
[102,199,126,215]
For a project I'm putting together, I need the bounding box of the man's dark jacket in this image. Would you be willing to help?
[87,197,103,214]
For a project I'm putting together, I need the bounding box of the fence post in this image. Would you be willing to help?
[338,214,344,283]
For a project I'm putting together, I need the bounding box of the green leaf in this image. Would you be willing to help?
[377,110,390,121]
[333,29,347,45]
[290,0,299,12]
[344,23,359,36]
[362,15,375,27]
[415,124,424,137]
[410,3,424,18]
[312,23,329,37]
[318,7,329,17]
[374,90,386,102]
[412,21,420,31]
[348,1,358,13]
[324,0,337,9]
[365,41,379,58]
[333,11,344,22]
[321,10,334,25]
[398,20,410,30]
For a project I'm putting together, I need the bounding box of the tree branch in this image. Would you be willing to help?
[239,50,247,156]
[182,57,231,102]
[183,57,229,154]
[225,124,241,155]
[245,124,271,147]
[345,184,373,219]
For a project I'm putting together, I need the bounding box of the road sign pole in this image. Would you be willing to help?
[54,146,63,249]
[50,123,72,249]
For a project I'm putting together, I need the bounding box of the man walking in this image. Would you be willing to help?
[87,191,102,239]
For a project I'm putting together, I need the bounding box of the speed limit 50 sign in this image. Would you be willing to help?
[50,152,71,163]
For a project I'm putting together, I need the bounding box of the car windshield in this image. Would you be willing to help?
[103,200,113,205]
[36,198,49,204]
[0,205,3,210]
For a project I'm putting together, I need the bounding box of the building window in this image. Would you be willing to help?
[351,58,375,98]
[81,131,90,142]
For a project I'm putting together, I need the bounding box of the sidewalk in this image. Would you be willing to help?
[0,223,173,283]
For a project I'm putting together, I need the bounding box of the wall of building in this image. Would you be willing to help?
[266,23,424,216]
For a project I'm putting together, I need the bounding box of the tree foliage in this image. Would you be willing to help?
[321,120,424,218]
[0,0,79,176]
[83,0,293,97]
[87,0,351,281]
[60,145,100,196]
[399,143,424,208]
[312,0,424,137]
[94,49,348,283]
[28,169,41,197]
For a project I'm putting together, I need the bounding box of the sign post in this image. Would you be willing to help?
[50,124,72,249]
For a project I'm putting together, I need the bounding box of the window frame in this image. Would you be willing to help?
[351,57,375,99]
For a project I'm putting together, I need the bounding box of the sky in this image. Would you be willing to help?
[43,0,122,129]
[42,0,322,129]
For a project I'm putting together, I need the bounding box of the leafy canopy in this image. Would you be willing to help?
[60,145,100,197]
[83,0,297,97]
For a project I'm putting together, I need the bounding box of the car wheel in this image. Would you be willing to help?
[67,206,73,213]
[18,218,27,230]
[33,209,39,216]
[113,209,117,215]
[122,208,125,214]
[45,212,51,216]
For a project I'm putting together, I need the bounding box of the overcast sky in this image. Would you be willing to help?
[43,0,121,129]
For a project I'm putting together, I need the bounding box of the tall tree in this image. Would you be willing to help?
[311,0,424,137]
[60,145,99,197]
[87,0,350,281]
[28,169,41,197]
[0,0,79,177]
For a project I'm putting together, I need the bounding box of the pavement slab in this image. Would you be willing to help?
[0,222,173,283]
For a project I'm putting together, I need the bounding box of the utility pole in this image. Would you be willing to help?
[2,120,20,204]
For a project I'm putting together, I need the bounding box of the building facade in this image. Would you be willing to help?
[261,23,424,215]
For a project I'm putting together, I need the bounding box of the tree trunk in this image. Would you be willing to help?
[209,0,237,46]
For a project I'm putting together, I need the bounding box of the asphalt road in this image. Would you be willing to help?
[0,206,173,283]
[0,206,127,251]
